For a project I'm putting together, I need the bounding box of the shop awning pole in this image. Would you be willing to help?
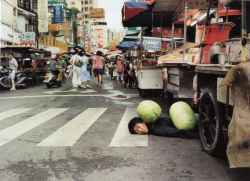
[171,21,175,52]
[183,0,188,61]
[241,0,247,62]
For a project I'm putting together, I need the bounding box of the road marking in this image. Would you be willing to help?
[43,89,96,94]
[109,108,148,147]
[0,94,139,99]
[0,108,68,147]
[37,108,107,147]
[0,108,31,122]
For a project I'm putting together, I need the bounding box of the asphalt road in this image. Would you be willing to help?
[0,77,249,181]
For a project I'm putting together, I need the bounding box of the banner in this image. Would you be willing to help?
[38,0,48,33]
[53,5,64,23]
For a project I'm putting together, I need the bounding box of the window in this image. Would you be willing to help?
[89,0,92,4]
[81,1,83,5]
[85,7,88,11]
[71,2,75,5]
[85,0,88,4]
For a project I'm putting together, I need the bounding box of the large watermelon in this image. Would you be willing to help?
[169,101,196,130]
[136,100,162,123]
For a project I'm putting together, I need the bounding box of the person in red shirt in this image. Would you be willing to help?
[92,51,105,86]
[114,55,123,84]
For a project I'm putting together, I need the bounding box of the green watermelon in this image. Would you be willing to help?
[136,100,162,123]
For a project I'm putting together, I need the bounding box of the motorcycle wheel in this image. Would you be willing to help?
[57,81,62,87]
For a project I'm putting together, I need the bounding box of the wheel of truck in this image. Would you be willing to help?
[198,89,226,157]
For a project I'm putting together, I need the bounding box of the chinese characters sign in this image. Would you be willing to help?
[53,5,64,23]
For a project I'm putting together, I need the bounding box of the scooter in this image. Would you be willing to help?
[43,70,62,88]
[0,67,27,90]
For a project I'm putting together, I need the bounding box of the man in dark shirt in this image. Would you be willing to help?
[128,117,198,139]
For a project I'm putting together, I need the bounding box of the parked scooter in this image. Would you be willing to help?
[0,67,27,90]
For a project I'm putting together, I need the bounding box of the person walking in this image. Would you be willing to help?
[8,52,18,91]
[92,51,105,87]
[70,49,82,89]
[114,55,123,84]
[79,51,91,88]
[58,55,67,83]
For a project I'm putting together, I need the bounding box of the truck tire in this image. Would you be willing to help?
[198,89,226,157]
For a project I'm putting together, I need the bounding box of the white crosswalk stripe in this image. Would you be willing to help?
[37,108,107,147]
[0,107,148,148]
[109,108,148,147]
[0,108,31,122]
[0,108,68,147]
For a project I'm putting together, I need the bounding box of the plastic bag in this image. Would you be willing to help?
[221,62,250,168]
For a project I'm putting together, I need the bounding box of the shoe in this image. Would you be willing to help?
[10,87,16,91]
[82,85,87,89]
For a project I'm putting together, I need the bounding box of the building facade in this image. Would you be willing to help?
[67,0,98,25]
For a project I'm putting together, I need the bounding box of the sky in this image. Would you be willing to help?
[98,0,126,30]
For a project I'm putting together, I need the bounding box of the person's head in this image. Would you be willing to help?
[116,55,121,60]
[79,50,85,57]
[96,50,102,56]
[8,52,14,59]
[128,117,149,135]
[51,54,57,60]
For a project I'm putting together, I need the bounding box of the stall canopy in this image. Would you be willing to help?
[122,0,220,27]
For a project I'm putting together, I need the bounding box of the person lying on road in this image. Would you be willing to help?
[128,117,198,139]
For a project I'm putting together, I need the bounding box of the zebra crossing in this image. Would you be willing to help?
[0,108,148,148]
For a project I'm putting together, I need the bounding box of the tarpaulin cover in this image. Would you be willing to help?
[122,2,149,23]
[221,62,250,168]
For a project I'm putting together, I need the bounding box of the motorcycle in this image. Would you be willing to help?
[0,67,27,90]
[43,70,62,88]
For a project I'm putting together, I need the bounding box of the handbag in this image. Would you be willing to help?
[74,60,83,67]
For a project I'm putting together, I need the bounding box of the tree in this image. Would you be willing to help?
[68,7,80,46]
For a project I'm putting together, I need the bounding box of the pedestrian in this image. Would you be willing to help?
[58,55,67,83]
[114,55,123,84]
[92,51,105,87]
[8,52,18,91]
[79,50,91,88]
[70,49,82,89]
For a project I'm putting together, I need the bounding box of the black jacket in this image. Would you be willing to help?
[146,117,198,139]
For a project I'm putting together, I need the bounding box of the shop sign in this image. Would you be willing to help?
[20,32,36,46]
[142,38,161,52]
[77,26,84,38]
[93,29,104,48]
[90,8,105,18]
[48,0,66,4]
[38,0,48,32]
[53,5,64,23]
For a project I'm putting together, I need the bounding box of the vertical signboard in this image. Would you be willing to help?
[38,0,48,32]
[94,29,104,48]
[53,5,64,23]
